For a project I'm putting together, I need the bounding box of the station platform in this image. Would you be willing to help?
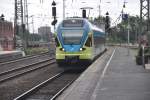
[0,51,23,63]
[57,47,150,100]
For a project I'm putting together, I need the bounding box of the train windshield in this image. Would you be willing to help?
[63,19,83,27]
[62,30,83,45]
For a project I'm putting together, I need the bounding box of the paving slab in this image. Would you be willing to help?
[91,47,150,100]
[56,48,114,100]
[57,47,150,100]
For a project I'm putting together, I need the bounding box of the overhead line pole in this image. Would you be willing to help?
[14,0,27,55]
[24,0,29,32]
[63,0,65,20]
[14,0,24,49]
[140,0,150,32]
[14,0,17,49]
[148,0,149,29]
[99,0,101,17]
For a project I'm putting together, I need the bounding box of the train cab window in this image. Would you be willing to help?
[63,19,83,27]
[55,37,60,47]
[85,36,92,47]
[62,30,83,45]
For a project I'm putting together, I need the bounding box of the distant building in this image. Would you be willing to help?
[0,20,14,51]
[38,26,53,42]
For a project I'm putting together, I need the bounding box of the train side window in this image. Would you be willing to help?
[55,37,60,47]
[85,36,92,47]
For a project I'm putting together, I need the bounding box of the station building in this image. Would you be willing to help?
[0,19,14,51]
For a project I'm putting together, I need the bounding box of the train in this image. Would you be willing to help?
[54,18,106,67]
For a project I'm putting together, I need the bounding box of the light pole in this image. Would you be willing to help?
[105,11,110,42]
[122,2,130,55]
[63,0,66,20]
[106,1,111,11]
[66,12,69,18]
[28,16,34,33]
[51,0,57,31]
[80,7,93,19]
[98,0,101,17]
[28,15,35,42]
[127,17,130,55]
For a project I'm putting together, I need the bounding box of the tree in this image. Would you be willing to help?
[110,15,142,43]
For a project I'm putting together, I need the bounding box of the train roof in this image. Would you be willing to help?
[59,18,105,33]
[64,17,89,22]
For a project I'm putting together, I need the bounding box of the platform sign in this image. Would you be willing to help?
[122,14,128,21]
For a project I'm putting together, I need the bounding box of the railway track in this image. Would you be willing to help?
[13,70,81,100]
[0,58,56,83]
[0,53,54,74]
[0,52,51,65]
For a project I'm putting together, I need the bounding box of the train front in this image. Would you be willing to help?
[55,18,92,66]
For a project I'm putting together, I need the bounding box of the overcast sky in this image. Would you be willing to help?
[0,0,140,32]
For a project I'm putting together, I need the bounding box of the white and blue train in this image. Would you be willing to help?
[54,18,106,66]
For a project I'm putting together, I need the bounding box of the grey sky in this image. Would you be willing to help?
[0,0,140,32]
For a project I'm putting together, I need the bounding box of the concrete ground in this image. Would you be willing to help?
[57,47,150,100]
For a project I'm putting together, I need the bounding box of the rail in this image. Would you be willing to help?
[13,72,65,100]
[0,58,55,83]
[13,70,81,100]
[0,52,50,65]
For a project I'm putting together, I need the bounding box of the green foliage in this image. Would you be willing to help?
[25,47,48,55]
[90,15,148,44]
[110,15,141,43]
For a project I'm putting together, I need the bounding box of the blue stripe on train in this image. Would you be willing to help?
[63,45,81,52]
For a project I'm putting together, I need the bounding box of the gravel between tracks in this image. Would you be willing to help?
[0,54,53,73]
[25,72,80,100]
[0,63,63,100]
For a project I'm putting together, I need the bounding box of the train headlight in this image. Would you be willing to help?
[80,48,86,51]
[80,48,83,51]
[60,48,65,51]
